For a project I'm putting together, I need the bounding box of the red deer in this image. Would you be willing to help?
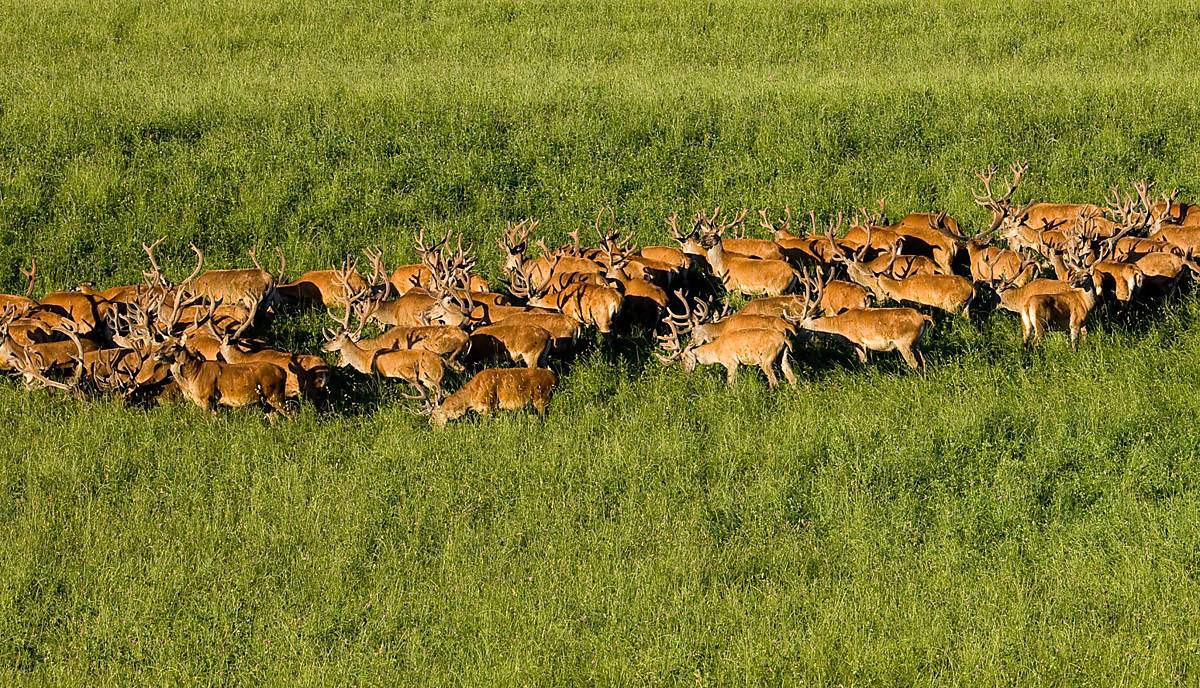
[153,335,288,415]
[789,294,932,370]
[656,312,796,388]
[425,367,557,427]
[695,209,799,296]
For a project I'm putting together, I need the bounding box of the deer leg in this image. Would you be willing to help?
[760,362,778,389]
[780,353,797,385]
[899,346,920,370]
[854,346,868,364]
[725,364,737,385]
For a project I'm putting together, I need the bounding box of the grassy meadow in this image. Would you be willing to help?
[3,0,1200,684]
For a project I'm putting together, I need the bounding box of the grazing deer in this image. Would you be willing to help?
[425,367,557,427]
[352,319,470,372]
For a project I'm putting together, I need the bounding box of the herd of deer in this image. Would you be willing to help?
[1,162,1198,424]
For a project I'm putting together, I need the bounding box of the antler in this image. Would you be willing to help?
[654,317,686,364]
[19,259,37,299]
[973,160,1026,212]
[666,213,692,244]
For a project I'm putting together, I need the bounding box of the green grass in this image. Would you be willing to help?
[5,0,1200,684]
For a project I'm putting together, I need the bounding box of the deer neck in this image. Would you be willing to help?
[705,243,727,275]
[168,347,204,382]
[331,337,376,374]
[846,262,883,296]
[874,273,903,299]
[1049,253,1069,280]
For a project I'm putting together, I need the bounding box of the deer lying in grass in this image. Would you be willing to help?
[656,303,796,388]
[0,319,101,373]
[425,367,557,427]
[276,255,370,308]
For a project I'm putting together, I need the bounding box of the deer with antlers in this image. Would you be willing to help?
[975,161,1117,247]
[1150,189,1200,227]
[833,219,975,318]
[693,208,800,296]
[1146,190,1200,257]
[740,267,871,318]
[321,289,449,400]
[172,244,283,338]
[791,304,933,371]
[666,291,796,346]
[519,257,624,335]
[153,336,289,415]
[498,219,605,292]
[214,334,329,402]
[1083,184,1153,303]
[276,254,371,309]
[656,297,797,387]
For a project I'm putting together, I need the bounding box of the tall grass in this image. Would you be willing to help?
[4,1,1200,684]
